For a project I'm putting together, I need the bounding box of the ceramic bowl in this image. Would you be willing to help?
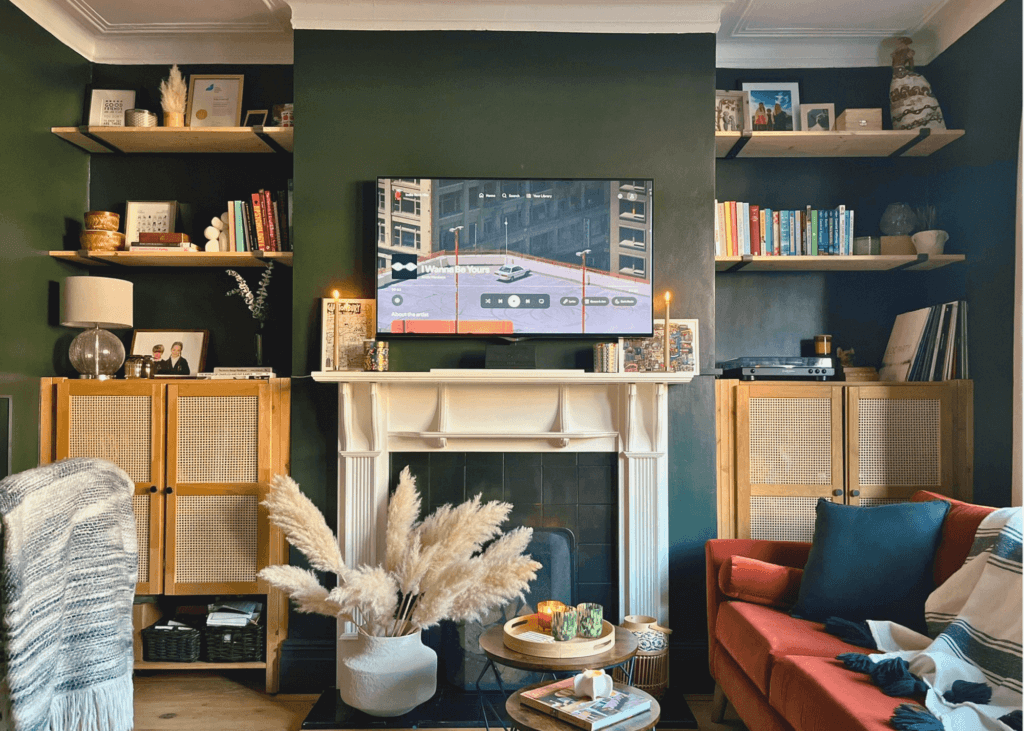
[911,230,949,255]
[80,229,125,252]
[84,211,120,231]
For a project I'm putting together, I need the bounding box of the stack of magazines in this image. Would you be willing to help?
[519,678,652,731]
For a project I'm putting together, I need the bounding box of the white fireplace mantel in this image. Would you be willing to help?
[312,368,694,660]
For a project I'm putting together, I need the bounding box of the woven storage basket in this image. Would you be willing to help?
[141,624,201,662]
[204,623,265,662]
[612,648,669,697]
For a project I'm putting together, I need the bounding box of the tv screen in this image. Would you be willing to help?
[376,178,654,337]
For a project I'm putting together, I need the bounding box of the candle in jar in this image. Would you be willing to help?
[663,291,671,372]
[536,600,565,632]
[332,290,340,370]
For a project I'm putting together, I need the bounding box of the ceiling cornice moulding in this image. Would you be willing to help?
[286,0,731,34]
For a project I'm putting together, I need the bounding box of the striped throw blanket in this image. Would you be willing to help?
[0,458,137,731]
[866,507,1022,730]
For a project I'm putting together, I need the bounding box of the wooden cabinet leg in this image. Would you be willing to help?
[710,682,728,723]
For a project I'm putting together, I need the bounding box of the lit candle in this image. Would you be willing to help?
[332,289,340,370]
[663,291,671,372]
[536,600,565,632]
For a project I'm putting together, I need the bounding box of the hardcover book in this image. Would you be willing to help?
[519,678,652,731]
[138,232,191,244]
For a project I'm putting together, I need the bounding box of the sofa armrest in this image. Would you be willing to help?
[705,539,812,676]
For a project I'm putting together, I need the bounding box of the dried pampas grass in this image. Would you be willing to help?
[159,64,187,114]
[258,467,542,636]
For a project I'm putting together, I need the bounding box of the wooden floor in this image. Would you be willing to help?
[134,672,749,731]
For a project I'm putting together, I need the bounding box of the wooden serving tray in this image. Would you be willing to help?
[502,615,616,658]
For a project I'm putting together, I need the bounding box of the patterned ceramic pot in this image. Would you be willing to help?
[336,630,437,717]
[889,38,946,130]
[621,615,671,652]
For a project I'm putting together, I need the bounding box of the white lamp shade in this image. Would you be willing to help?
[61,276,133,329]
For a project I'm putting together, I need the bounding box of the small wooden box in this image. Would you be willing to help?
[835,108,883,131]
[880,235,915,255]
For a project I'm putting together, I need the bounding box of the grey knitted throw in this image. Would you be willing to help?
[0,458,137,731]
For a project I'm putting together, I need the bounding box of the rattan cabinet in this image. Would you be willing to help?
[39,377,290,692]
[715,379,972,540]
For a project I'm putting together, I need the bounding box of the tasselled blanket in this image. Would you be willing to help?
[0,458,137,731]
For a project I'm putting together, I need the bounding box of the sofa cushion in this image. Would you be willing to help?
[719,555,803,608]
[713,640,796,731]
[911,490,995,586]
[716,600,867,696]
[769,655,907,731]
[790,498,950,632]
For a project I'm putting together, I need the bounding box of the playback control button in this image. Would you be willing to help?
[480,294,550,309]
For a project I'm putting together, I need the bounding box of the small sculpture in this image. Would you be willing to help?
[204,213,229,252]
[889,38,946,130]
[836,347,855,368]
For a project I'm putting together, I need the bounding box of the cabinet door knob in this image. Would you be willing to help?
[149,486,158,493]
[832,489,844,497]
[166,487,174,494]
[851,490,861,497]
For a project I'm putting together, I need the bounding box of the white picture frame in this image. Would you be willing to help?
[88,89,136,126]
[715,90,748,132]
[129,329,209,376]
[125,201,178,246]
[801,103,836,132]
[186,75,244,128]
[742,82,801,131]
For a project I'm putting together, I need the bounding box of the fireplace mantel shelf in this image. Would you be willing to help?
[311,369,697,384]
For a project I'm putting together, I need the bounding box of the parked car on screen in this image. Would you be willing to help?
[496,264,530,282]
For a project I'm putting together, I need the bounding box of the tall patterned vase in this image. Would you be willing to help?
[889,37,946,130]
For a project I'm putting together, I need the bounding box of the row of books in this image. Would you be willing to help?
[714,200,855,257]
[879,300,969,382]
[227,182,293,252]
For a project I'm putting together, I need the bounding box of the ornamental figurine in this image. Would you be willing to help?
[889,37,946,130]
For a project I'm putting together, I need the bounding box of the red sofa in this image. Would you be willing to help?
[705,491,995,731]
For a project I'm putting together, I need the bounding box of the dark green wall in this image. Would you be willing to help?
[715,0,1020,508]
[290,30,718,688]
[0,0,90,472]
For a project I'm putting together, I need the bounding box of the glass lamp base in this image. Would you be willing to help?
[69,326,125,379]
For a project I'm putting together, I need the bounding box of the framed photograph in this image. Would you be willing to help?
[742,82,800,131]
[130,330,209,376]
[801,103,835,132]
[125,201,178,246]
[715,90,747,132]
[243,109,268,127]
[186,75,244,128]
[88,89,136,126]
[321,298,376,371]
[618,319,700,375]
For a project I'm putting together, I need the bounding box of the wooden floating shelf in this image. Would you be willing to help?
[716,129,964,158]
[715,254,965,272]
[50,250,291,267]
[134,660,266,670]
[51,125,293,154]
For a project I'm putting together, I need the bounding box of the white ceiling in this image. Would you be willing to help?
[12,0,1004,68]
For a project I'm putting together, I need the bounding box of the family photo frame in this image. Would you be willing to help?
[742,82,801,131]
[715,90,748,132]
[129,329,208,376]
[802,103,835,131]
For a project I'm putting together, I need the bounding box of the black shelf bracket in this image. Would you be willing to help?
[254,126,288,154]
[724,130,753,159]
[894,253,930,271]
[889,128,931,157]
[725,255,754,272]
[78,126,123,154]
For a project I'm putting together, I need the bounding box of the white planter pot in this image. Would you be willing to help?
[337,630,437,717]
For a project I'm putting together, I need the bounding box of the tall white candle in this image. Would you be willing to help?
[664,292,671,372]
[332,290,340,370]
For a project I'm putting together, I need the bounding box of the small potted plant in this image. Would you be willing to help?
[159,64,187,127]
[912,205,949,255]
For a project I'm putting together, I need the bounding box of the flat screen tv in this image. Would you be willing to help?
[376,178,654,337]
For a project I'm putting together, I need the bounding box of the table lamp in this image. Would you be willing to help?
[61,276,133,379]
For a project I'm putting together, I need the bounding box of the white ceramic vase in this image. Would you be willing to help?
[337,631,437,717]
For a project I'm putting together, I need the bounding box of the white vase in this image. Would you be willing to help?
[337,631,437,717]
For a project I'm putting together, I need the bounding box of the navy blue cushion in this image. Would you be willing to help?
[791,498,950,632]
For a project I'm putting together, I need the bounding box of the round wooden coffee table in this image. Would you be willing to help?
[479,625,639,675]
[507,681,660,731]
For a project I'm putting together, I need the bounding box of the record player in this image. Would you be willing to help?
[716,357,834,381]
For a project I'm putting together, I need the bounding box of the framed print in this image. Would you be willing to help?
[619,319,700,375]
[125,201,177,246]
[88,89,136,126]
[130,329,209,376]
[186,75,244,128]
[715,90,747,132]
[742,82,800,131]
[321,298,376,371]
[243,109,268,127]
[802,103,835,131]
